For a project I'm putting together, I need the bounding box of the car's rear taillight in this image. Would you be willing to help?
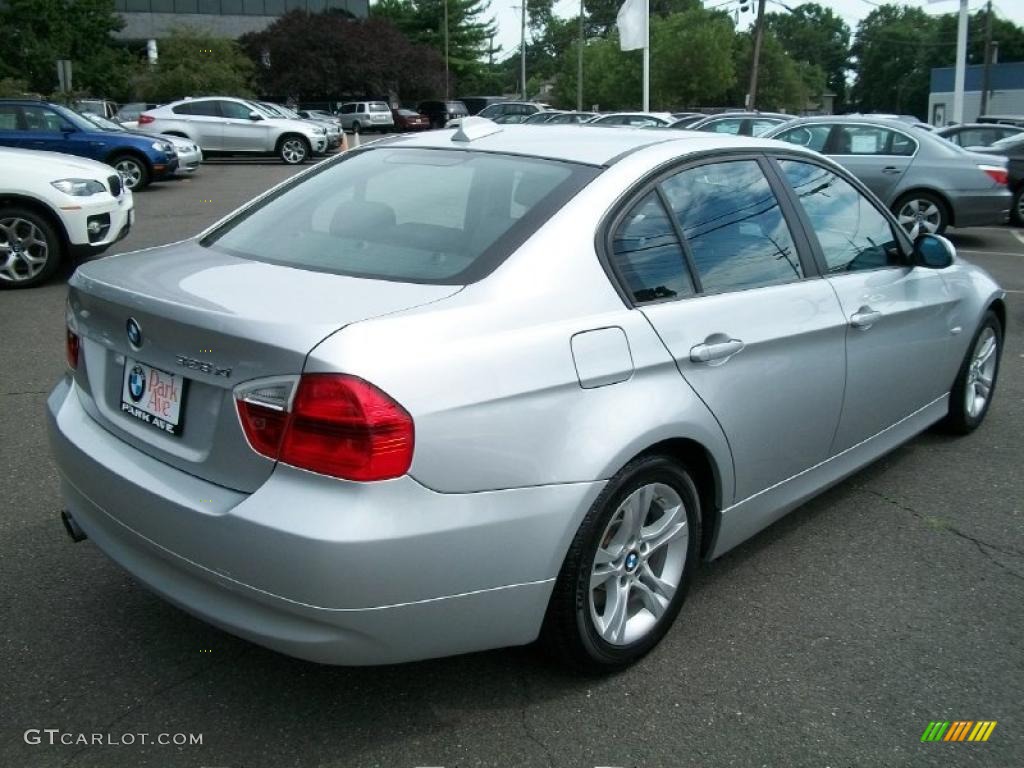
[137,114,155,125]
[235,374,414,481]
[66,327,80,370]
[979,164,1008,185]
[65,300,80,370]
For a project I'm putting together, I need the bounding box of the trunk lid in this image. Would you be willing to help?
[68,240,460,492]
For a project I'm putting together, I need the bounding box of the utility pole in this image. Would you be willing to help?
[577,0,584,111]
[444,0,450,100]
[980,0,993,116]
[520,0,528,100]
[747,0,767,110]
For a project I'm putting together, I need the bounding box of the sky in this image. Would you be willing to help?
[486,0,1024,61]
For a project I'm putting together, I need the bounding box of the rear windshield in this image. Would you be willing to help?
[204,148,597,284]
[369,103,390,112]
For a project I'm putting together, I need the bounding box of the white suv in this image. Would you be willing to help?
[0,147,134,288]
[140,97,328,164]
[338,101,395,133]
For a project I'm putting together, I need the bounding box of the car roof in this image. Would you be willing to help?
[373,123,791,167]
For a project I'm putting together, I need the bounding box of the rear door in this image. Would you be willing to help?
[176,99,223,150]
[825,123,915,203]
[773,156,961,452]
[610,156,848,501]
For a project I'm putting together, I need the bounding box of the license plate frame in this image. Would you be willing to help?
[120,358,187,436]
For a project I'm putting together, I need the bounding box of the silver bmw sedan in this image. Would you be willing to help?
[48,119,1006,671]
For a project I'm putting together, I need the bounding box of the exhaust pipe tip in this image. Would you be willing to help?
[60,510,87,543]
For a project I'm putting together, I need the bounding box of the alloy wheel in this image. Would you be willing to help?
[115,158,143,190]
[589,482,689,646]
[965,327,998,418]
[897,198,942,238]
[281,138,307,164]
[0,217,50,283]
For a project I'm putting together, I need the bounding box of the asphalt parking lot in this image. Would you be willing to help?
[1,159,1022,768]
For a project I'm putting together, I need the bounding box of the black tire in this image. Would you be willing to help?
[541,454,701,672]
[892,191,949,238]
[0,206,64,289]
[942,310,1003,434]
[351,121,361,133]
[1011,185,1024,227]
[277,134,309,165]
[110,154,150,191]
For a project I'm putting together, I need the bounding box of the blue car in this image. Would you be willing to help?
[0,99,178,190]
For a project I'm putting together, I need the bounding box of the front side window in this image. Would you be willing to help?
[661,160,803,293]
[611,193,694,304]
[205,148,590,284]
[21,106,74,132]
[220,101,253,120]
[752,118,784,136]
[705,118,742,135]
[778,159,901,273]
[774,123,832,151]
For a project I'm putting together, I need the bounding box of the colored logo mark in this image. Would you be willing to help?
[921,720,997,742]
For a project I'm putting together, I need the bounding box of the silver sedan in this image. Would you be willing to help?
[766,116,1011,237]
[49,121,1006,671]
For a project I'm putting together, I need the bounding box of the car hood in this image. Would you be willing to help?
[0,146,116,179]
[128,129,194,149]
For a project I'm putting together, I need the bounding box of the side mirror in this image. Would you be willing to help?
[248,111,263,121]
[913,233,955,269]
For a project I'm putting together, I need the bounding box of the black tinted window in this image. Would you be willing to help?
[611,193,694,303]
[779,159,901,273]
[219,101,252,119]
[172,103,194,115]
[661,160,803,293]
[186,100,220,117]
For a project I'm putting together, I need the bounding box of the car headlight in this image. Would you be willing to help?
[152,141,174,153]
[51,179,106,196]
[315,127,326,135]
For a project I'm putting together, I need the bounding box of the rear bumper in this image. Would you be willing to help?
[950,188,1011,228]
[47,377,601,665]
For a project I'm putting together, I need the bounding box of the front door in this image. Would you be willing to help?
[774,157,961,452]
[217,100,269,152]
[610,157,848,502]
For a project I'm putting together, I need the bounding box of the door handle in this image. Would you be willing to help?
[881,166,903,174]
[850,306,882,329]
[690,338,745,363]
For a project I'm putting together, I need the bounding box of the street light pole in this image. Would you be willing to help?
[444,0,450,101]
[952,0,968,123]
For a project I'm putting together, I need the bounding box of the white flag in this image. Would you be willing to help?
[617,0,648,52]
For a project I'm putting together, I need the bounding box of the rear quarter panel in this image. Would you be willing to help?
[304,153,735,499]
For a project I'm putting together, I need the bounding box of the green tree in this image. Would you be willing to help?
[765,2,850,106]
[372,0,496,90]
[850,5,935,117]
[241,12,446,102]
[134,27,255,103]
[0,0,134,98]
[730,31,816,112]
[554,7,735,111]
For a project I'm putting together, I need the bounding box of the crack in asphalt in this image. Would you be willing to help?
[2,389,49,396]
[60,647,251,767]
[858,486,1024,582]
[518,669,556,768]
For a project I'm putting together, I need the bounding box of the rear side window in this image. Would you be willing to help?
[661,160,803,293]
[205,148,594,284]
[172,103,194,115]
[778,159,901,273]
[611,193,694,303]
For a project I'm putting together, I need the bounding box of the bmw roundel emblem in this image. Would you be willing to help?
[126,317,142,348]
[128,365,146,402]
